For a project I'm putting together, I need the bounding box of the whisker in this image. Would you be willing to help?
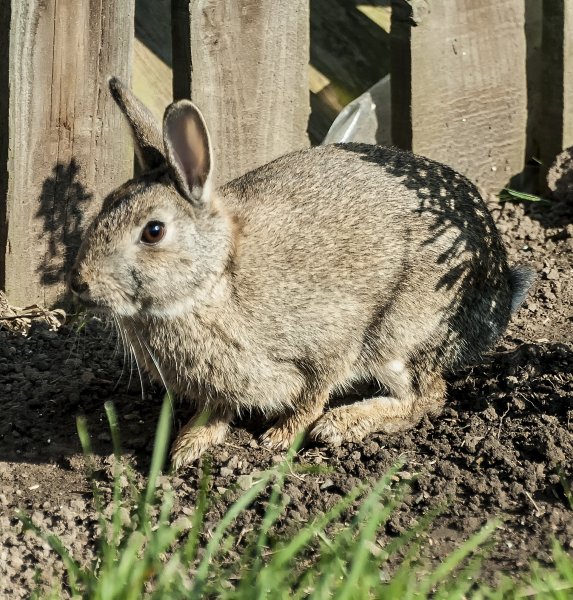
[112,316,130,391]
[120,317,137,391]
[121,321,146,401]
[129,319,175,421]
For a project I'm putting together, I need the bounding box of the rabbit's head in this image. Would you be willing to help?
[69,79,233,317]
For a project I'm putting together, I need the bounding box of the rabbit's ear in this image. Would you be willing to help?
[108,77,164,170]
[163,100,213,206]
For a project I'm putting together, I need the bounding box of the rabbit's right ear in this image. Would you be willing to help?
[163,100,213,207]
[108,77,164,170]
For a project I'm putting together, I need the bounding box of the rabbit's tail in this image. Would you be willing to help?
[509,265,536,314]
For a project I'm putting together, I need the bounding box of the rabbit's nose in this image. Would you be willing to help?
[69,268,89,296]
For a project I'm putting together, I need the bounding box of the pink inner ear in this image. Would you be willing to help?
[172,112,210,191]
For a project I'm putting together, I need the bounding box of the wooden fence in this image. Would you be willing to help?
[0,0,571,307]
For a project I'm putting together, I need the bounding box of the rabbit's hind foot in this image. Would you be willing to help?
[309,376,445,447]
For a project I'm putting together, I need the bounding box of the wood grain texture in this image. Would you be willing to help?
[540,0,573,174]
[173,0,310,187]
[0,0,134,307]
[391,0,527,193]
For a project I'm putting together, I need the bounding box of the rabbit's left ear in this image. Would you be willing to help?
[109,77,165,170]
[163,100,213,206]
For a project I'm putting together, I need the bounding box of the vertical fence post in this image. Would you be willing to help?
[391,0,527,193]
[172,0,310,187]
[0,0,135,307]
[539,0,573,177]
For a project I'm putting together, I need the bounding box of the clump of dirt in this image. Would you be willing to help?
[547,146,573,202]
[0,196,571,597]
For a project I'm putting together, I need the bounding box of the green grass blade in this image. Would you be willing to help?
[269,484,365,573]
[114,530,146,585]
[16,510,85,596]
[332,470,407,599]
[181,461,210,565]
[558,470,573,511]
[419,519,499,596]
[103,402,126,562]
[192,472,274,595]
[499,188,549,203]
[76,415,113,576]
[141,393,172,522]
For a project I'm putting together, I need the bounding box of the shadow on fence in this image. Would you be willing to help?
[35,160,93,293]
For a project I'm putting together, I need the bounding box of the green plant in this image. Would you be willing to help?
[499,188,549,204]
[17,396,573,599]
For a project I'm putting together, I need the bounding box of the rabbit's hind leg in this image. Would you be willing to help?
[260,389,329,450]
[310,366,445,447]
[171,408,232,469]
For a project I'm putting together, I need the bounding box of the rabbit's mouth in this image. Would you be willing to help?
[71,290,112,315]
[77,295,141,319]
[76,293,139,317]
[77,295,108,311]
[69,267,139,316]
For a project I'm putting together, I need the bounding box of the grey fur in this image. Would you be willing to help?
[509,265,537,314]
[70,80,534,468]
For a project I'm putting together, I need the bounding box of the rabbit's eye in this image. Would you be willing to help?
[141,221,166,245]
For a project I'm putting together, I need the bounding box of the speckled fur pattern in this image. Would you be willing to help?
[70,80,534,468]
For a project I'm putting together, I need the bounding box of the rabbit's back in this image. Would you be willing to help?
[220,143,513,372]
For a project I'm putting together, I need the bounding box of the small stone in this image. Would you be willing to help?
[226,456,239,470]
[172,516,192,530]
[119,507,131,527]
[80,370,95,384]
[31,511,44,527]
[236,474,253,491]
[220,467,233,477]
[506,376,519,389]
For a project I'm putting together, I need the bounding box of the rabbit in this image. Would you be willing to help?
[69,77,535,469]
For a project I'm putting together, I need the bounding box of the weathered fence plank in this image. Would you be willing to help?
[539,0,573,177]
[391,0,527,193]
[172,0,310,187]
[0,0,135,307]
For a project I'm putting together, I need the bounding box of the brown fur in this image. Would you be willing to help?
[70,80,535,469]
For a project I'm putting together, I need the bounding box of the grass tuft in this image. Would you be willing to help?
[16,396,573,599]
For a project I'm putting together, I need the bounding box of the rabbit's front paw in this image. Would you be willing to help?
[259,424,297,451]
[260,417,307,451]
[170,412,230,469]
[260,398,327,451]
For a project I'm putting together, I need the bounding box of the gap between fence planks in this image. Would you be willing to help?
[391,0,527,193]
[540,0,573,178]
[0,0,135,307]
[172,0,310,187]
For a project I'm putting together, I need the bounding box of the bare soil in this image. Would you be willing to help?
[0,196,572,597]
